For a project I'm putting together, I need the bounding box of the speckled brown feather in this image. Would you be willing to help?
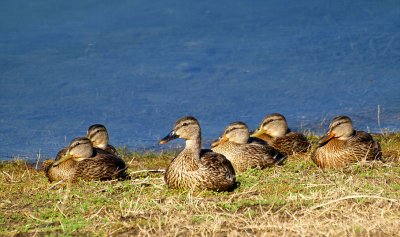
[311,131,382,169]
[212,142,286,172]
[256,132,310,156]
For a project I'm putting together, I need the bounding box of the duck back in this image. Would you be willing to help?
[212,142,285,172]
[273,132,310,155]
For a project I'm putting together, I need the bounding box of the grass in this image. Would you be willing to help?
[0,134,400,236]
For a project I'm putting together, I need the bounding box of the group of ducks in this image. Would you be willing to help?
[44,113,382,191]
[45,125,128,182]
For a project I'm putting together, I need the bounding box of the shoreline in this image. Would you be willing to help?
[1,133,399,235]
[1,132,399,163]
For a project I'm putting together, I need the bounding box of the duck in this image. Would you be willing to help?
[54,124,119,161]
[250,113,310,156]
[211,121,286,172]
[45,137,127,182]
[86,124,119,156]
[159,116,236,191]
[311,115,382,169]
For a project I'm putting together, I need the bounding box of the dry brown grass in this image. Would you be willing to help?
[0,134,399,236]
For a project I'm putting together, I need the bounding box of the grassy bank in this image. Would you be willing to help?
[1,134,400,236]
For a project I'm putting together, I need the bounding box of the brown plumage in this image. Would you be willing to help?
[45,137,127,182]
[159,116,236,191]
[211,121,286,172]
[311,115,382,169]
[251,113,310,156]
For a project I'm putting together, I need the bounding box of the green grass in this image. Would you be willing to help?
[0,134,399,236]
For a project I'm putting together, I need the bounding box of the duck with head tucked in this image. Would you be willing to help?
[159,116,236,191]
[311,115,382,169]
[250,113,310,156]
[211,121,286,172]
[45,137,127,182]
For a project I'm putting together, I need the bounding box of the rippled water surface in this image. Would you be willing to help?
[1,0,399,160]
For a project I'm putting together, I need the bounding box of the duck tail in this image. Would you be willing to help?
[117,166,131,180]
[274,152,288,165]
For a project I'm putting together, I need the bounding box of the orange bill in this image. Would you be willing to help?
[250,128,263,138]
[318,132,335,146]
[52,152,73,166]
[211,135,228,148]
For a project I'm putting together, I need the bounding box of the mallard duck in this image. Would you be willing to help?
[250,113,310,156]
[159,116,236,191]
[45,137,127,182]
[311,115,382,169]
[54,124,118,161]
[211,121,286,172]
[86,124,119,156]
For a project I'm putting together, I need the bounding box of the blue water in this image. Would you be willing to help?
[1,0,399,160]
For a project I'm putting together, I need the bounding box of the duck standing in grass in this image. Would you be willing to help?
[45,137,127,182]
[211,121,286,172]
[159,116,236,191]
[250,113,310,156]
[311,115,382,169]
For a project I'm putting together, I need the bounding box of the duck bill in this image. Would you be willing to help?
[250,128,263,138]
[159,130,178,144]
[318,132,335,146]
[211,135,228,148]
[52,152,73,166]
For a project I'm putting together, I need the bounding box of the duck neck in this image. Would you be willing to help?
[171,135,201,171]
[185,135,201,155]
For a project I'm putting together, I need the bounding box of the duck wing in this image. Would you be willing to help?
[75,154,127,181]
[350,131,382,160]
[199,149,236,191]
[249,144,287,167]
[275,132,310,155]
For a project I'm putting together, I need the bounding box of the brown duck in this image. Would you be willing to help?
[45,137,127,182]
[311,115,382,169]
[159,116,236,191]
[251,113,310,156]
[211,121,286,172]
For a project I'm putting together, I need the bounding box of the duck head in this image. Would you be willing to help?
[53,137,94,166]
[159,116,201,144]
[251,113,288,139]
[212,121,249,147]
[87,124,109,149]
[318,115,355,146]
